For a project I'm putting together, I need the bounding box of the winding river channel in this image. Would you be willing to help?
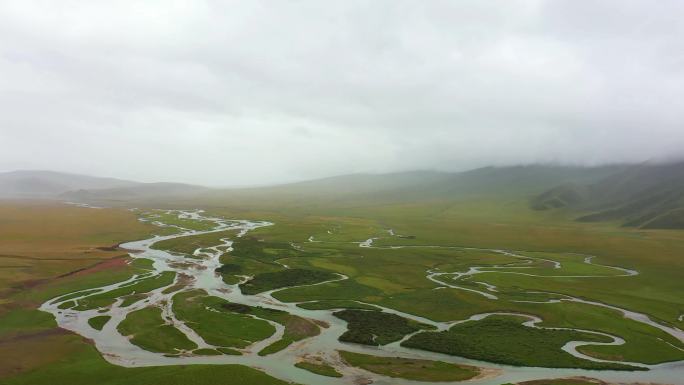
[41,210,684,385]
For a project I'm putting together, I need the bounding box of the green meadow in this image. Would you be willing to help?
[203,192,684,368]
[338,350,479,381]
[294,361,342,378]
[118,306,197,354]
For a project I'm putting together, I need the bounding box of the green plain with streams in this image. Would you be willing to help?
[1,193,684,385]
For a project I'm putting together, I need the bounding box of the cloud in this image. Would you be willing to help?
[0,0,682,185]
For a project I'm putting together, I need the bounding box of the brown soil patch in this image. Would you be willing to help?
[312,319,330,328]
[61,255,128,278]
[162,274,194,294]
[517,377,609,385]
[468,366,503,381]
[285,316,320,338]
[168,262,195,270]
[0,328,69,345]
[95,244,120,252]
[353,377,373,385]
[618,383,675,385]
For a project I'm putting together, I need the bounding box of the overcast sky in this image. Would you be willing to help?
[1,1,683,186]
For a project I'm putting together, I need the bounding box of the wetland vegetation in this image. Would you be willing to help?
[294,361,342,378]
[239,268,338,295]
[338,350,479,381]
[402,315,639,370]
[333,309,433,346]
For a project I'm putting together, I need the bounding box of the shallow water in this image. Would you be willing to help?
[40,210,684,385]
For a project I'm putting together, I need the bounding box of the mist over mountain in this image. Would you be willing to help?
[0,170,138,198]
[5,160,684,229]
[0,170,206,200]
[202,164,627,205]
[533,161,684,229]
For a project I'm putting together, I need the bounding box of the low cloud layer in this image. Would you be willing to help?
[1,1,683,186]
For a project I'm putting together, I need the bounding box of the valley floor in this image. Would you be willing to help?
[0,201,683,385]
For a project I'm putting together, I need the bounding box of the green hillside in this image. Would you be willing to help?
[532,162,684,229]
[184,165,624,212]
[56,162,684,230]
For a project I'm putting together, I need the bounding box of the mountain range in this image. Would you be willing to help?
[0,170,206,201]
[2,161,683,229]
[531,162,684,229]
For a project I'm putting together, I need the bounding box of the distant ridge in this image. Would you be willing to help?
[0,170,206,200]
[192,164,627,211]
[0,170,138,198]
[4,163,684,229]
[60,182,207,202]
[532,161,684,229]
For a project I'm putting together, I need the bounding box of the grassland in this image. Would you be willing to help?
[240,268,337,295]
[333,309,433,346]
[87,315,111,331]
[147,211,217,231]
[218,236,335,282]
[0,202,152,302]
[0,335,292,385]
[151,229,238,255]
[172,290,275,349]
[294,361,342,377]
[209,199,684,367]
[258,314,320,355]
[0,202,303,385]
[339,350,478,381]
[229,236,299,260]
[296,300,379,311]
[118,306,197,354]
[243,205,684,366]
[0,202,163,380]
[508,378,606,385]
[171,289,320,355]
[70,271,176,310]
[402,315,638,370]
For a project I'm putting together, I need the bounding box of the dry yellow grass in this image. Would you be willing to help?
[0,200,154,297]
[0,200,158,378]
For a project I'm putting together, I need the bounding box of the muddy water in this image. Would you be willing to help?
[41,211,684,385]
